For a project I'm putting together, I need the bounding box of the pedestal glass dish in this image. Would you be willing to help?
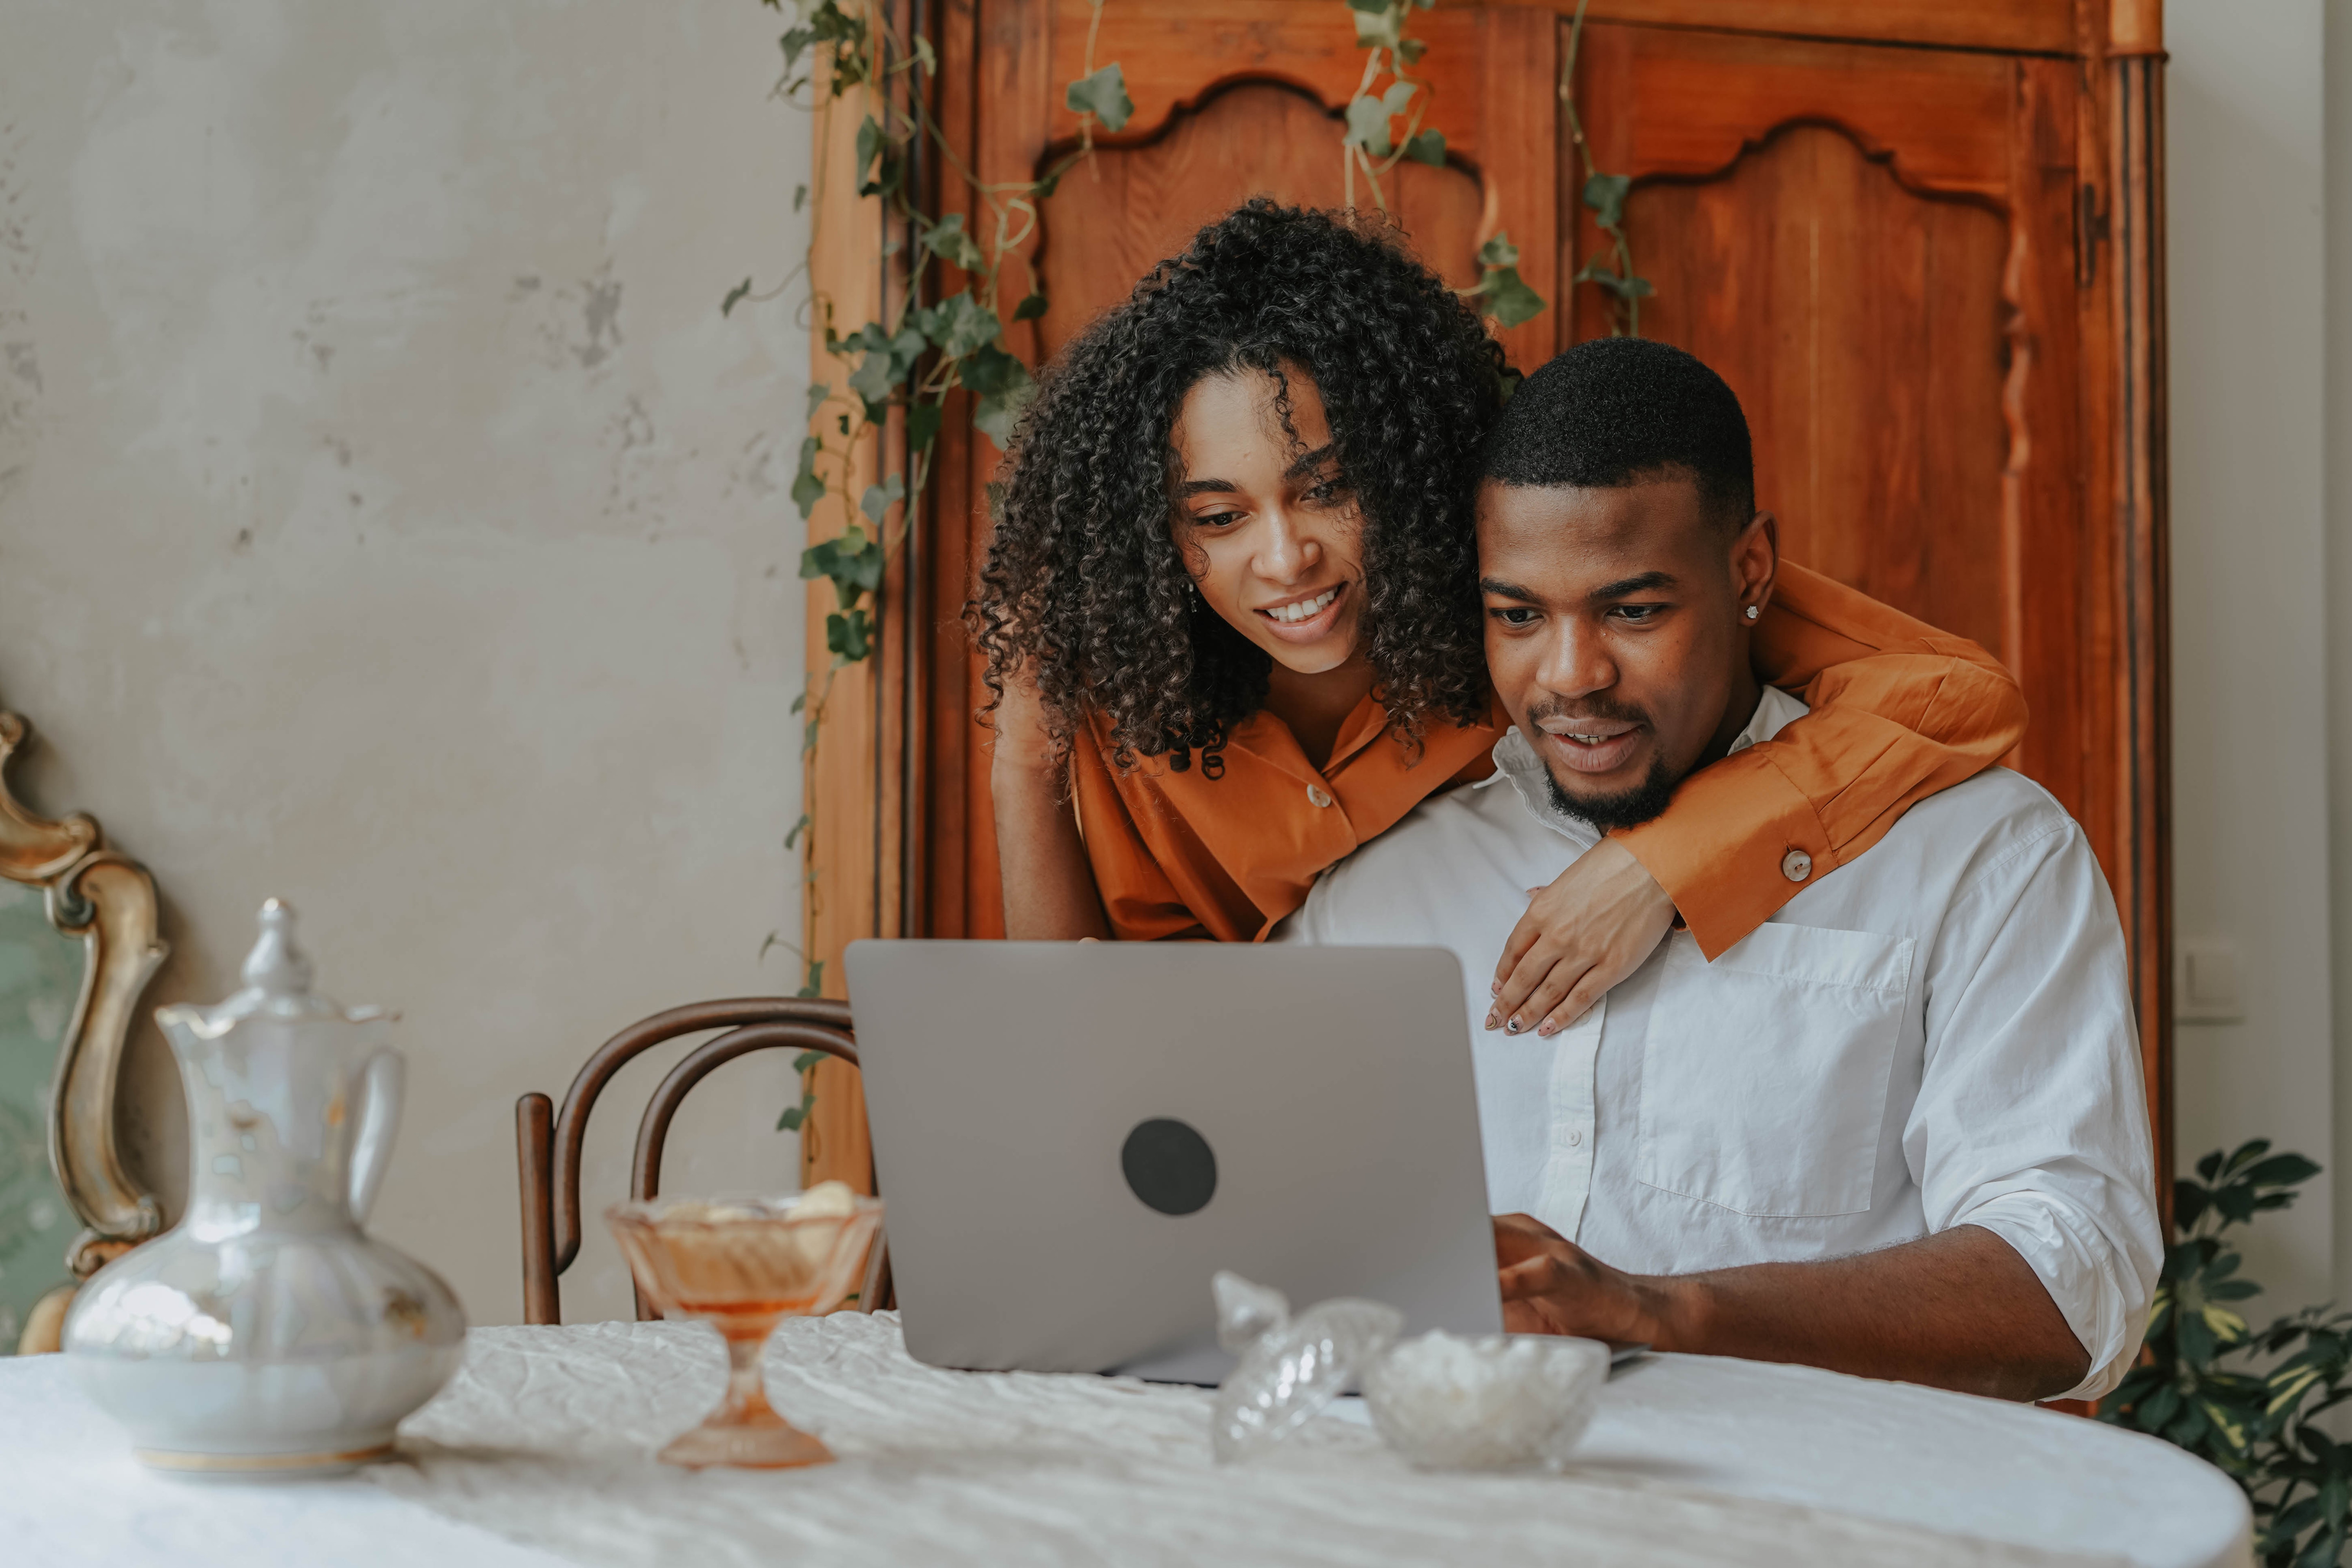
[606,1187,882,1469]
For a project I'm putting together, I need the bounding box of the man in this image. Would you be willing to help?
[1278,339,2160,1402]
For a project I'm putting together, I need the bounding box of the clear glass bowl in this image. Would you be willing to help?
[605,1185,883,1469]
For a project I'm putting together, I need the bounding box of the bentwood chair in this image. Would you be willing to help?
[514,997,887,1325]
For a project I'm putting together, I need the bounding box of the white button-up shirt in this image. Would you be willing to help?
[1276,686,2161,1399]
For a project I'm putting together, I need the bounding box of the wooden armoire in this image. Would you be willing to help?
[800,0,2171,1198]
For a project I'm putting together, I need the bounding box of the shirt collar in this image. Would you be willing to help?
[1488,684,1813,844]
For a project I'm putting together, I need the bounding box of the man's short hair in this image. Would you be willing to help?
[1483,338,1755,530]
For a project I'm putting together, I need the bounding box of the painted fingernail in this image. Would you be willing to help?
[1505,1018,1523,1034]
[1537,1022,1557,1038]
[1483,1011,1499,1030]
[1489,979,1501,995]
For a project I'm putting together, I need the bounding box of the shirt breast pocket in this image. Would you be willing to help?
[1636,923,1915,1219]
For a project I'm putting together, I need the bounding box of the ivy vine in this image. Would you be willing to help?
[740,0,1129,1014]
[1338,0,1548,330]
[1560,0,1650,334]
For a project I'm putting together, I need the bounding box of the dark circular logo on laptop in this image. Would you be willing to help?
[1121,1118,1217,1216]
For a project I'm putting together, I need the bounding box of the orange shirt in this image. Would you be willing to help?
[1068,561,2027,959]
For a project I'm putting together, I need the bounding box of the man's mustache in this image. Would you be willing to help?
[1523,694,1652,731]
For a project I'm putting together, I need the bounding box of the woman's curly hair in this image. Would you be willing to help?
[967,200,1508,772]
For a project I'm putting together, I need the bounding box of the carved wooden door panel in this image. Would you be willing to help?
[1569,22,2094,849]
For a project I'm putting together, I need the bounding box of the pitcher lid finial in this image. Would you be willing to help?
[241,898,315,1000]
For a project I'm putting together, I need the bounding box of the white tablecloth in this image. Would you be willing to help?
[2,1314,2249,1568]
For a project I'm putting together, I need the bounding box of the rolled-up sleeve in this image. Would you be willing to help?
[1906,817,2162,1401]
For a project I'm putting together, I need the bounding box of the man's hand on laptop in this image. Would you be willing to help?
[1486,838,1678,1039]
[1493,1213,1668,1345]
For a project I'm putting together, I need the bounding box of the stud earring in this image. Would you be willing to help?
[1744,605,1760,621]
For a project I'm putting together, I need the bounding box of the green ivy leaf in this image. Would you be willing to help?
[1481,266,1548,328]
[798,959,826,999]
[721,277,753,317]
[958,341,1031,397]
[849,347,896,407]
[1351,1,1406,51]
[1381,80,1417,116]
[1345,94,1393,158]
[802,522,886,608]
[791,436,826,520]
[1065,63,1134,133]
[962,344,1036,448]
[1573,259,1654,303]
[1404,129,1446,167]
[789,690,807,715]
[916,289,1002,358]
[920,212,989,272]
[1477,231,1522,270]
[854,114,884,190]
[784,813,810,850]
[860,474,906,523]
[777,1102,808,1132]
[792,1049,831,1074]
[1474,240,1548,328]
[1396,37,1426,65]
[1013,290,1049,321]
[804,716,822,755]
[975,387,1033,448]
[1583,171,1632,231]
[793,183,809,213]
[828,607,875,662]
[907,399,944,453]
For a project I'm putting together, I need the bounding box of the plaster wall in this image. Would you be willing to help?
[0,1,815,1325]
[2169,0,2336,1312]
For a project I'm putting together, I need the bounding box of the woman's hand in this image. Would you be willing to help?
[1485,837,1677,1038]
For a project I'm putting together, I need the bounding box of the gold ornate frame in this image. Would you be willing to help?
[0,708,166,1335]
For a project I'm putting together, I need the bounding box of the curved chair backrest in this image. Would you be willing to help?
[515,998,864,1325]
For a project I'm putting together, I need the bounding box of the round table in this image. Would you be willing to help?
[0,1314,2248,1568]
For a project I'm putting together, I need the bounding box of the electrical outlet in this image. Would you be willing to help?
[2175,937,2244,1024]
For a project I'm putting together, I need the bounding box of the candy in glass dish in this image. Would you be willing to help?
[605,1182,882,1468]
[1360,1330,1608,1471]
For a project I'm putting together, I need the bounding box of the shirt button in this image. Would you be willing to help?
[1781,848,1813,882]
[1566,1129,1583,1148]
[1307,784,1333,809]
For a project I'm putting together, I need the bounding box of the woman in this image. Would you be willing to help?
[971,201,2022,1035]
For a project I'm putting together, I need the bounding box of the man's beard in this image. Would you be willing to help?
[1544,751,1679,832]
[1525,692,1681,832]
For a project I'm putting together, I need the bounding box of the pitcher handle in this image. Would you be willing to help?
[348,1048,405,1225]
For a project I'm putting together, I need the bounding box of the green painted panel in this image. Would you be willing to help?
[0,882,82,1352]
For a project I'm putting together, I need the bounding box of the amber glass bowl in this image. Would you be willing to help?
[606,1186,884,1468]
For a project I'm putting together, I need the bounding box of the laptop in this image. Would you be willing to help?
[842,940,1503,1381]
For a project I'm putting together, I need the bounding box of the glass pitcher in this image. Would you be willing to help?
[64,899,465,1475]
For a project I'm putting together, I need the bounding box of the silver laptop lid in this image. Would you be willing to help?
[844,940,1502,1379]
